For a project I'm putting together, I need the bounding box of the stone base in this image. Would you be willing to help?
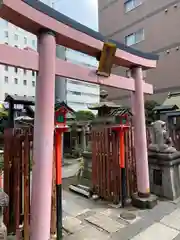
[149,157,180,200]
[132,193,158,209]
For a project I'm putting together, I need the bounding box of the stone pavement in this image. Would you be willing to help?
[7,161,180,240]
[62,189,180,240]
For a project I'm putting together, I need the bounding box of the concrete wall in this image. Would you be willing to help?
[98,0,180,104]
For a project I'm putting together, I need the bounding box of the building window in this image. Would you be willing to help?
[14,78,18,84]
[124,0,142,13]
[4,31,8,38]
[125,29,144,46]
[32,71,35,76]
[14,45,18,48]
[68,79,97,88]
[14,67,18,73]
[23,80,27,85]
[24,69,27,75]
[32,40,36,47]
[69,91,81,96]
[32,81,35,87]
[24,37,27,44]
[4,76,8,83]
[4,65,8,71]
[14,34,18,40]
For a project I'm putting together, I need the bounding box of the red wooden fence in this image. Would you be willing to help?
[92,127,137,204]
[4,128,33,238]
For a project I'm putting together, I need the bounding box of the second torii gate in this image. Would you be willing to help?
[0,0,158,239]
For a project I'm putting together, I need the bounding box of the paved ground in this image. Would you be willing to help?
[62,189,180,240]
[62,160,180,240]
[7,159,180,239]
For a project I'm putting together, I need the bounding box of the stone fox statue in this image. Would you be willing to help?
[149,120,177,153]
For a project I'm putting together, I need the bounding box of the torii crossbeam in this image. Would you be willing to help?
[0,1,158,239]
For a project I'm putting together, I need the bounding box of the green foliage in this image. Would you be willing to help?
[75,110,95,121]
[145,100,159,124]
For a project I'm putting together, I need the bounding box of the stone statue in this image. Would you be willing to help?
[149,120,177,153]
[148,122,180,201]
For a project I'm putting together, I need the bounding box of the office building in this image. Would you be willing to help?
[98,0,180,104]
[53,0,100,112]
[0,0,99,112]
[0,19,37,101]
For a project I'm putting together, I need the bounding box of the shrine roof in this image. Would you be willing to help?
[5,94,35,106]
[109,108,132,116]
[55,101,75,113]
[166,110,180,117]
[88,101,121,110]
[163,92,180,109]
[153,105,179,112]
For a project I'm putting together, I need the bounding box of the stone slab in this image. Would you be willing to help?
[100,208,120,218]
[131,222,179,240]
[63,216,84,233]
[62,198,90,217]
[64,225,110,240]
[161,208,180,230]
[100,209,129,226]
[85,212,124,233]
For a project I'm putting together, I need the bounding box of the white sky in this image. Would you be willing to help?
[53,0,99,31]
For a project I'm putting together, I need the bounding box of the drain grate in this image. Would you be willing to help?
[120,212,136,220]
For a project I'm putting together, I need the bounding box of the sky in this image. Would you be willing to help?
[52,0,98,31]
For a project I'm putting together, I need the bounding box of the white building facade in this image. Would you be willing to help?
[65,49,99,111]
[0,19,37,101]
[0,0,100,112]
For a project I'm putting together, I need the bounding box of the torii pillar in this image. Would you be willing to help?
[131,67,157,208]
[131,68,149,195]
[31,30,56,240]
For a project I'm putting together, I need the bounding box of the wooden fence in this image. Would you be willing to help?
[91,127,137,204]
[4,128,33,238]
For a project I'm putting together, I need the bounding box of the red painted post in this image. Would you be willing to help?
[119,130,125,168]
[55,129,63,240]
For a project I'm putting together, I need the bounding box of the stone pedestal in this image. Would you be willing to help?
[82,151,92,181]
[149,156,180,200]
[132,193,157,209]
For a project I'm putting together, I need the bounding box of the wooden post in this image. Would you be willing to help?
[51,148,56,236]
[55,131,63,240]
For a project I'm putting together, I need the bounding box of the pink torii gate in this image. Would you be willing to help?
[0,0,158,239]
